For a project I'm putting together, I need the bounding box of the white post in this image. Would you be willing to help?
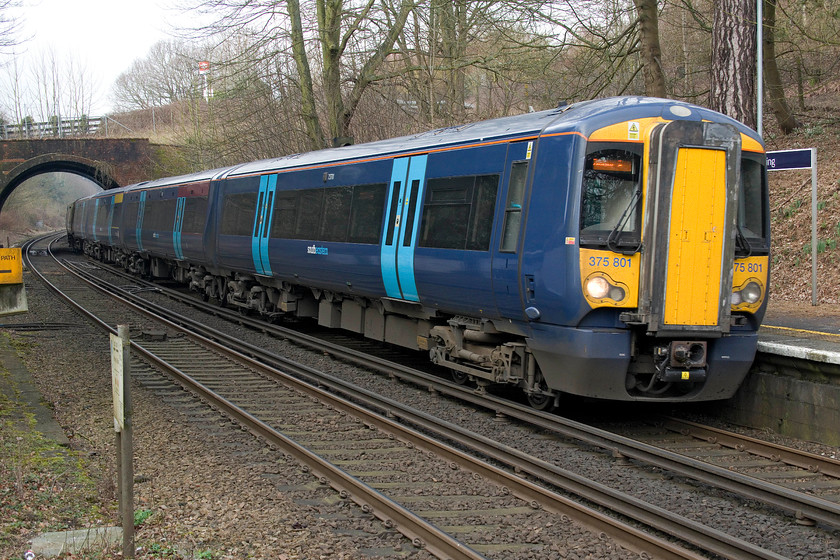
[811,148,818,306]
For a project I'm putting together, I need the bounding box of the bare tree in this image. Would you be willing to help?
[632,0,666,97]
[710,0,757,129]
[112,40,207,111]
[0,0,23,55]
[180,0,417,149]
[763,0,799,133]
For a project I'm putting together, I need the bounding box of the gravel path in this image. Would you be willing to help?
[7,268,435,559]
[7,252,840,559]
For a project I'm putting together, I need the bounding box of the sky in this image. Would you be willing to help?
[5,0,189,116]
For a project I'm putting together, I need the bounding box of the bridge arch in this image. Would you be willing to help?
[0,153,121,215]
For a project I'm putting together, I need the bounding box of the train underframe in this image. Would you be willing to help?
[82,241,750,406]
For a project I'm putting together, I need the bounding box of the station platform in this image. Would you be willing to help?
[759,301,840,365]
[716,300,840,447]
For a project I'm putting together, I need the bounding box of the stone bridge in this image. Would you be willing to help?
[0,138,178,213]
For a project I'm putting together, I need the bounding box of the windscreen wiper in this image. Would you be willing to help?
[735,223,752,258]
[606,188,642,255]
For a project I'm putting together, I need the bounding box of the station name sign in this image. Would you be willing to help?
[766,148,815,171]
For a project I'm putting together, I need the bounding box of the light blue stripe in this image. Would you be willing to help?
[381,158,409,298]
[137,192,146,252]
[92,199,100,242]
[259,175,276,276]
[251,176,268,274]
[173,198,184,260]
[396,155,427,302]
[107,196,114,246]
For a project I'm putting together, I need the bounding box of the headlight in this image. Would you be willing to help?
[731,280,762,306]
[741,281,761,304]
[584,274,626,302]
[586,276,610,299]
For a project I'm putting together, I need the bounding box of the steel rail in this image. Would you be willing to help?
[52,247,788,559]
[132,270,840,534]
[129,340,489,560]
[28,238,488,560]
[658,416,840,479]
[56,243,840,529]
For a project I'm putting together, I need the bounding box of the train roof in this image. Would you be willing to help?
[227,96,762,177]
[73,96,763,204]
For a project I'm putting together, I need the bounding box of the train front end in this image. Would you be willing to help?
[572,112,768,400]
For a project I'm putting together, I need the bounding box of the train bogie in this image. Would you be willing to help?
[67,96,770,404]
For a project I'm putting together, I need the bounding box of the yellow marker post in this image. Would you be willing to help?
[0,248,27,316]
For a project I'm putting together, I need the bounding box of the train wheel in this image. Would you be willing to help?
[451,370,470,385]
[527,392,556,411]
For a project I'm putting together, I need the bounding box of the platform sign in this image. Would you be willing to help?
[0,248,23,284]
[767,148,815,171]
[767,148,818,305]
[0,248,27,315]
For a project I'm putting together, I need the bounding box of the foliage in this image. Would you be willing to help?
[134,509,154,526]
[0,366,107,555]
[0,173,98,246]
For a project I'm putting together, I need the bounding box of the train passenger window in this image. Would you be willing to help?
[220,192,257,236]
[384,181,401,246]
[268,183,386,244]
[295,189,324,239]
[271,191,298,239]
[182,197,208,235]
[403,180,421,246]
[73,201,86,232]
[320,186,353,242]
[146,198,177,232]
[579,147,642,248]
[263,192,273,237]
[95,199,110,236]
[253,192,265,237]
[420,177,470,249]
[500,162,528,252]
[81,201,93,234]
[470,175,498,250]
[124,202,139,231]
[738,155,767,247]
[348,183,386,244]
[143,200,160,230]
[111,199,122,239]
[419,174,499,250]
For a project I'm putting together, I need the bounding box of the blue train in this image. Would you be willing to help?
[67,96,769,406]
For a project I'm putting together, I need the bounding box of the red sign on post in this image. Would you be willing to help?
[198,61,210,74]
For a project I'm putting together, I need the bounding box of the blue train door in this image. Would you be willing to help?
[106,196,115,246]
[173,197,185,259]
[136,191,147,252]
[92,199,100,242]
[381,155,428,301]
[492,140,533,319]
[251,174,276,275]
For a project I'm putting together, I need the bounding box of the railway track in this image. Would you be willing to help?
[20,235,840,558]
[605,417,840,506]
[57,240,840,529]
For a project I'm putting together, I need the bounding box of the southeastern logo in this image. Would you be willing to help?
[307,245,328,255]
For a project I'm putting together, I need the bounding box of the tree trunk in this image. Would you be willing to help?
[710,0,757,130]
[287,0,326,150]
[633,0,666,97]
[318,0,345,146]
[763,0,800,134]
[341,0,415,136]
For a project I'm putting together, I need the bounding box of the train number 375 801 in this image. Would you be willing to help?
[734,262,763,273]
[589,256,633,268]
